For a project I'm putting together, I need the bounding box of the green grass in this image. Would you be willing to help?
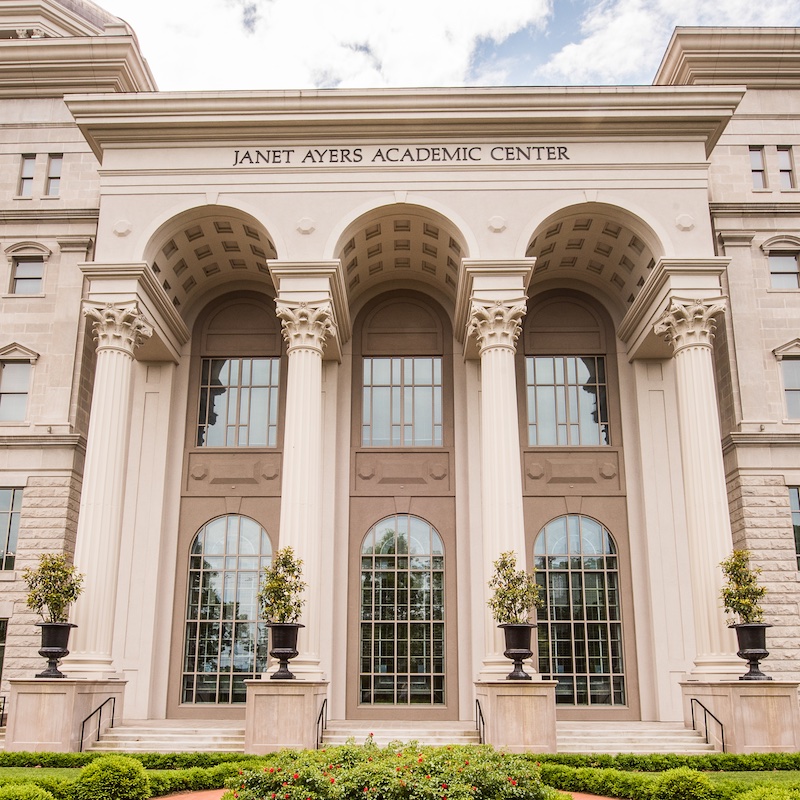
[708,771,800,788]
[0,768,78,781]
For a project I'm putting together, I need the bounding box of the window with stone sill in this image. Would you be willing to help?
[0,362,31,422]
[0,618,6,687]
[526,355,609,446]
[778,146,796,190]
[790,487,800,570]
[781,359,800,419]
[0,488,22,571]
[45,154,62,197]
[10,257,44,295]
[17,155,35,197]
[750,146,767,189]
[769,252,800,289]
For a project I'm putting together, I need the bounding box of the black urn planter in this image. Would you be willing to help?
[499,623,534,680]
[266,622,304,680]
[732,622,773,681]
[35,622,76,678]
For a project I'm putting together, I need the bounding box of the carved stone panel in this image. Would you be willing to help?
[352,450,453,496]
[184,452,282,496]
[522,449,623,496]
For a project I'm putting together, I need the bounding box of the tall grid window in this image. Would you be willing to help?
[18,155,35,197]
[750,146,767,189]
[526,356,609,446]
[360,515,445,705]
[790,488,800,570]
[197,357,279,447]
[781,359,800,418]
[0,362,31,422]
[0,488,21,570]
[778,147,795,190]
[45,155,62,197]
[535,515,626,706]
[362,357,443,447]
[769,253,800,289]
[0,619,6,688]
[182,515,271,704]
[11,258,44,294]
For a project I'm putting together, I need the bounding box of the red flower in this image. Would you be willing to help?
[270,768,275,773]
[425,775,431,780]
[293,773,299,780]
[418,757,424,763]
[330,778,335,784]
[509,779,517,786]
[442,784,448,789]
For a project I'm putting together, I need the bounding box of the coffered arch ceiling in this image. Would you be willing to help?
[143,206,278,317]
[525,205,663,317]
[335,205,469,313]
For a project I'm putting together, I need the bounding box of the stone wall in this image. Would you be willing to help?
[1,473,82,692]
[727,473,800,680]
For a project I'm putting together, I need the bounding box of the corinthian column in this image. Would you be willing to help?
[654,298,739,675]
[69,303,153,674]
[275,300,336,679]
[468,297,530,678]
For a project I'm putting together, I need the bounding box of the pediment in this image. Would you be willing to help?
[762,235,800,254]
[773,339,800,360]
[0,342,39,362]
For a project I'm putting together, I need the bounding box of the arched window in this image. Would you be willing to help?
[182,515,271,704]
[534,515,626,706]
[360,515,445,705]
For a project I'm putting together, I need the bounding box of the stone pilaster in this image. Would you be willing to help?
[468,296,530,678]
[274,300,336,680]
[67,303,152,674]
[654,298,739,675]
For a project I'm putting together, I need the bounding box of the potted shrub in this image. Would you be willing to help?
[720,549,772,681]
[22,553,84,678]
[258,546,306,679]
[487,551,543,680]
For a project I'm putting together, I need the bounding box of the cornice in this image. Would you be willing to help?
[0,35,156,97]
[723,432,800,452]
[0,433,86,452]
[0,208,99,223]
[64,85,744,160]
[709,203,800,217]
[656,27,800,88]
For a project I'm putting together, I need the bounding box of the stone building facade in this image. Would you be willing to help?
[1,1,800,730]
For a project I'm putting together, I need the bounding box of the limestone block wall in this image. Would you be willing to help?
[727,473,800,680]
[1,473,82,693]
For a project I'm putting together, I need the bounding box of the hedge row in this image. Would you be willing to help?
[0,751,246,769]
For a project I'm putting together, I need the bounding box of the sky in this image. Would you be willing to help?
[100,0,800,92]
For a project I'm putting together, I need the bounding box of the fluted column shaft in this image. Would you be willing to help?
[70,304,152,673]
[469,298,529,677]
[655,298,738,674]
[275,301,335,679]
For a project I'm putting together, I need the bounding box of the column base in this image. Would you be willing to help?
[478,655,537,682]
[264,656,326,682]
[5,679,126,752]
[688,653,745,681]
[245,679,328,753]
[474,680,557,753]
[680,680,800,753]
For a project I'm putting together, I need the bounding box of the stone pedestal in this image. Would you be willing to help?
[5,679,126,752]
[681,680,800,753]
[474,680,557,753]
[245,679,328,753]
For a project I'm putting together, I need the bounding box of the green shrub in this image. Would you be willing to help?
[72,755,149,800]
[737,789,800,800]
[651,767,717,800]
[0,786,56,800]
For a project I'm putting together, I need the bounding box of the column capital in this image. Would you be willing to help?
[654,297,727,354]
[276,300,336,355]
[84,303,153,356]
[467,298,527,355]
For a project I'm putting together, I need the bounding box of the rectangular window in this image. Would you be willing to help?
[0,362,31,421]
[778,146,795,190]
[750,146,767,189]
[18,155,35,197]
[11,258,44,294]
[0,618,6,690]
[197,357,279,447]
[0,488,22,570]
[362,357,442,447]
[769,252,800,289]
[45,154,62,196]
[791,488,800,570]
[526,356,609,446]
[782,359,800,419]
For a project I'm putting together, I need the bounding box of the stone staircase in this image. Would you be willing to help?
[556,721,716,754]
[321,720,481,747]
[86,720,245,753]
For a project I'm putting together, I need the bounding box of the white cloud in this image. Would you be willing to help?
[103,0,552,90]
[536,0,800,85]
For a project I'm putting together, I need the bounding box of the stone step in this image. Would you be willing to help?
[555,721,715,754]
[85,722,245,754]
[322,721,481,747]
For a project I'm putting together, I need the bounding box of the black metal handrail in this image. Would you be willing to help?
[315,698,328,749]
[690,697,725,752]
[79,696,116,752]
[475,699,485,745]
[0,695,6,728]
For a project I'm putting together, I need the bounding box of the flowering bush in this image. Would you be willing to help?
[222,744,557,800]
[720,550,767,625]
